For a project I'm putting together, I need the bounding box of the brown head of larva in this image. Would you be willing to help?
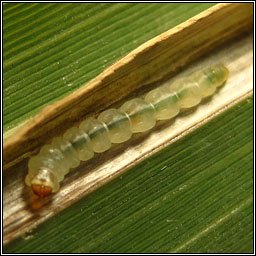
[28,168,58,198]
[31,183,53,198]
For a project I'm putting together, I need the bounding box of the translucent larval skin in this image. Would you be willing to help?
[26,64,229,197]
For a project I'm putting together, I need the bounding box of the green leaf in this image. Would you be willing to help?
[4,96,253,253]
[3,2,215,134]
[4,3,252,253]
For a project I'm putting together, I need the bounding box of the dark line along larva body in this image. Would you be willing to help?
[25,64,229,197]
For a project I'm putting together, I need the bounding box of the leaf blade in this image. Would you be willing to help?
[3,3,216,132]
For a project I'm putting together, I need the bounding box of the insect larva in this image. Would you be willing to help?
[25,64,229,197]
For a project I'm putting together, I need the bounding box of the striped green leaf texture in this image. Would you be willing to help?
[3,3,215,134]
[4,96,253,253]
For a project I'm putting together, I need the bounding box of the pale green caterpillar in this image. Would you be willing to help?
[25,64,229,197]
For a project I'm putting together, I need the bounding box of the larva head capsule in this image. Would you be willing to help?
[25,169,59,197]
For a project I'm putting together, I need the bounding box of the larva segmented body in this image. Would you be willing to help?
[25,64,229,197]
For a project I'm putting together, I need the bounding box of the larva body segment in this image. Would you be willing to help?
[79,117,111,153]
[97,109,132,143]
[144,86,180,120]
[63,127,94,161]
[120,98,156,133]
[25,64,229,197]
